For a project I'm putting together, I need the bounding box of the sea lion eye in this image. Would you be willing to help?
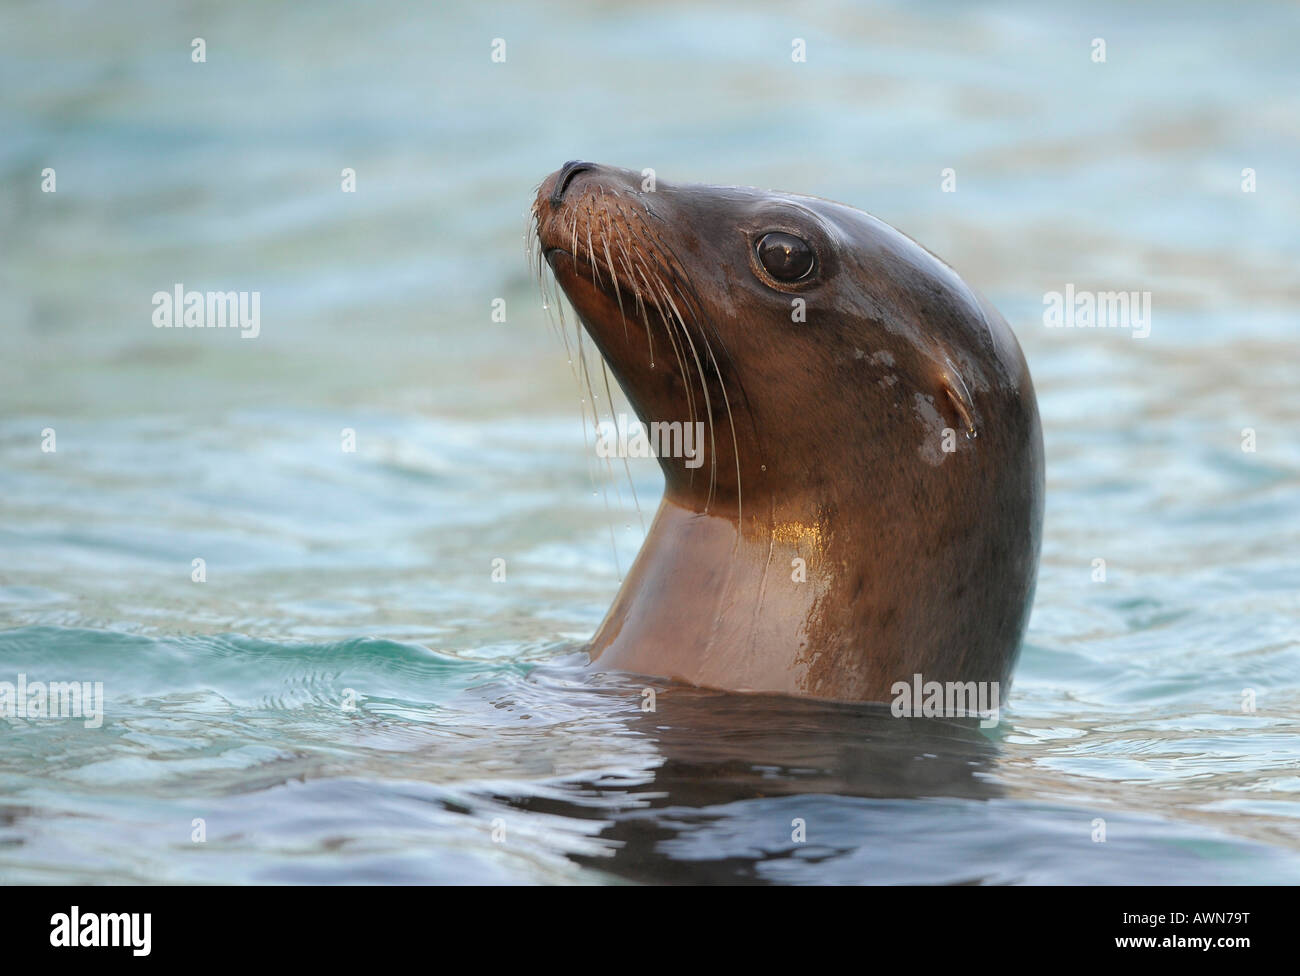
[756,232,815,282]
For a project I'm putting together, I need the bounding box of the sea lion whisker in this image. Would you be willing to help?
[624,249,695,426]
[585,220,603,290]
[626,246,711,472]
[600,225,628,341]
[664,287,719,510]
[642,268,700,480]
[599,356,646,535]
[538,265,569,350]
[629,260,657,370]
[667,278,744,525]
[531,203,635,574]
[649,274,718,512]
[573,312,624,578]
[612,246,639,344]
[644,263,701,441]
[617,246,700,460]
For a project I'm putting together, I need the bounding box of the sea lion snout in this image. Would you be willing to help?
[548,159,598,205]
[534,161,622,262]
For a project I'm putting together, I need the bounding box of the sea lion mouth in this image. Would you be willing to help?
[539,243,662,316]
[539,244,571,268]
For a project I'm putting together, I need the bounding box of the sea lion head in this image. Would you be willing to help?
[532,161,1043,704]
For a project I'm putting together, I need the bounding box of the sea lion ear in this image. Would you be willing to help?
[939,357,978,438]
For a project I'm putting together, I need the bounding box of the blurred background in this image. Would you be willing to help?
[1,0,1298,883]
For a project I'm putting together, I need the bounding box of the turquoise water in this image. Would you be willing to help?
[2,0,1299,883]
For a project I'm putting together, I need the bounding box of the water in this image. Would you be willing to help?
[2,0,1298,883]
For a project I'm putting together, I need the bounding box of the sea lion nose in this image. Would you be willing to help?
[550,160,597,205]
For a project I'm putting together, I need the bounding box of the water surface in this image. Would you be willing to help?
[1,0,1298,883]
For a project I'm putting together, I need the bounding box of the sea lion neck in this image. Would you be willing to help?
[586,498,828,696]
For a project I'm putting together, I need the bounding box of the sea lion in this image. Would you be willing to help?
[531,161,1043,704]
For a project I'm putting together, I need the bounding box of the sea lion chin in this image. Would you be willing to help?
[531,161,1044,704]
